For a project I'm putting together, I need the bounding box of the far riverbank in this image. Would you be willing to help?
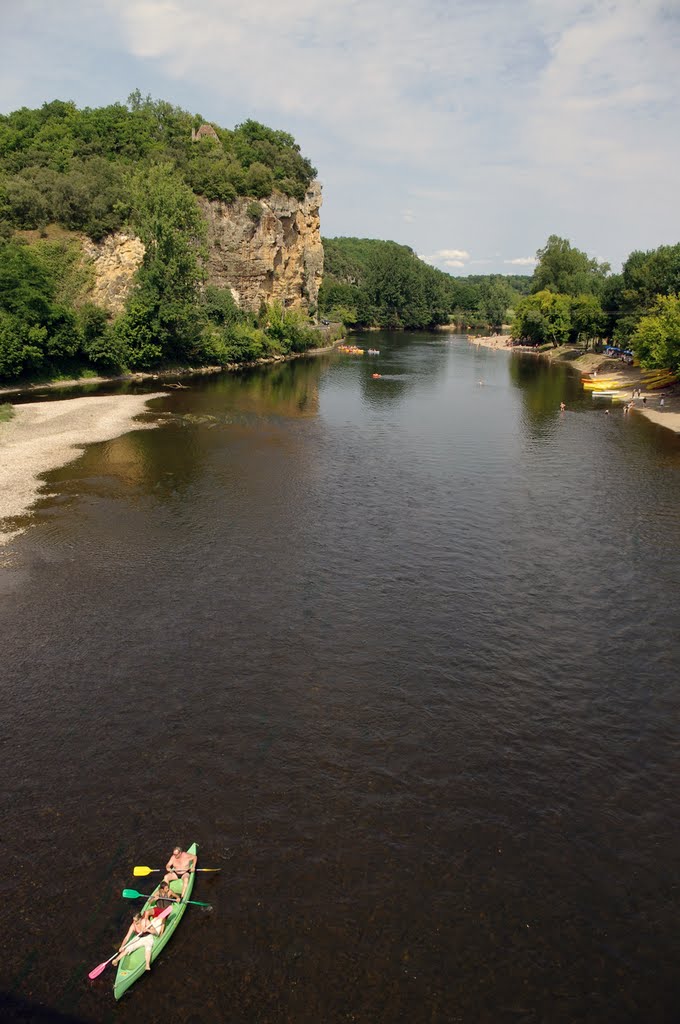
[467,334,680,435]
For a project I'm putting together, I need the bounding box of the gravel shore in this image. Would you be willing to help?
[0,393,166,541]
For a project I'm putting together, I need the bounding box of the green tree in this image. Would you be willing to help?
[532,235,610,296]
[513,290,572,346]
[121,162,207,364]
[631,294,680,370]
[569,294,605,349]
[244,162,274,199]
[480,280,513,331]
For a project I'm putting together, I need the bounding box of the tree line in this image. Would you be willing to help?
[318,237,531,332]
[512,235,680,370]
[320,234,680,371]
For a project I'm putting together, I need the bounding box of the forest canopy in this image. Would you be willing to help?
[318,237,531,332]
[0,93,317,240]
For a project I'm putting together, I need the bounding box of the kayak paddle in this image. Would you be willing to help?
[122,887,212,908]
[133,865,221,877]
[88,905,172,980]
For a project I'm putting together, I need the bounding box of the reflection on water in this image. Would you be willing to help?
[2,334,680,1023]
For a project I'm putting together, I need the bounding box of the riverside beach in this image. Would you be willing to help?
[467,334,680,434]
[0,393,165,543]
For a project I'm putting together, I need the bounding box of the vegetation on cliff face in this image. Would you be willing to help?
[318,237,530,331]
[0,93,317,240]
[0,95,323,382]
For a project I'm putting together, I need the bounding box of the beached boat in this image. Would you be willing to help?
[582,379,620,390]
[114,843,198,1000]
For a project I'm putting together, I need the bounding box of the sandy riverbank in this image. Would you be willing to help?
[466,335,680,435]
[0,392,166,542]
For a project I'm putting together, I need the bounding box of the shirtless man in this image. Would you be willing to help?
[164,845,197,899]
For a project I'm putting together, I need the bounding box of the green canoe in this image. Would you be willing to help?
[114,842,198,1000]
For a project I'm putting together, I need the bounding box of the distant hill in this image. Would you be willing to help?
[319,236,531,330]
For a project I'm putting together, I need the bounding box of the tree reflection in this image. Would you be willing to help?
[508,353,584,434]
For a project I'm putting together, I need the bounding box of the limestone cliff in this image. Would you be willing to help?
[84,183,323,315]
[198,182,323,311]
[81,233,145,314]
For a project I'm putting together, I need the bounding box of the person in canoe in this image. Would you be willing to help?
[112,912,165,972]
[144,881,179,922]
[164,845,197,899]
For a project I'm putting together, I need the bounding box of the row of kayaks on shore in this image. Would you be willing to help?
[582,368,677,394]
[111,842,198,1000]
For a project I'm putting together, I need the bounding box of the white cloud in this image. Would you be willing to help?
[433,249,471,262]
[505,257,537,266]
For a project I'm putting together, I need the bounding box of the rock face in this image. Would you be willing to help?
[82,183,323,315]
[198,182,324,311]
[81,234,145,314]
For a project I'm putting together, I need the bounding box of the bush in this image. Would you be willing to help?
[223,323,265,362]
[244,162,274,199]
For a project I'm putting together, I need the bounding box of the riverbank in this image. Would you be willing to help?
[467,335,680,435]
[0,392,166,543]
[0,334,341,401]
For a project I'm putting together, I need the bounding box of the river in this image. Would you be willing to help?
[2,333,680,1023]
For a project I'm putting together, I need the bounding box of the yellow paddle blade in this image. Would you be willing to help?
[133,866,155,876]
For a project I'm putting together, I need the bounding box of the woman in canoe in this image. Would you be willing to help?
[112,912,166,972]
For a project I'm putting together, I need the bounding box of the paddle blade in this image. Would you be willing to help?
[133,866,155,876]
[88,957,113,980]
[122,889,145,900]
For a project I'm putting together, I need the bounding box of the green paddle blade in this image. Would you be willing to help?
[121,887,212,908]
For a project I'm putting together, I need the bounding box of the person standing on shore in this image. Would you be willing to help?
[560,402,566,412]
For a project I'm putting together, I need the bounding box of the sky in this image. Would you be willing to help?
[2,0,679,276]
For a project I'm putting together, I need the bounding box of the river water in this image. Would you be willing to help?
[2,333,680,1023]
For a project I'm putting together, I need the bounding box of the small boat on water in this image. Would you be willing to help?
[113,842,198,1000]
